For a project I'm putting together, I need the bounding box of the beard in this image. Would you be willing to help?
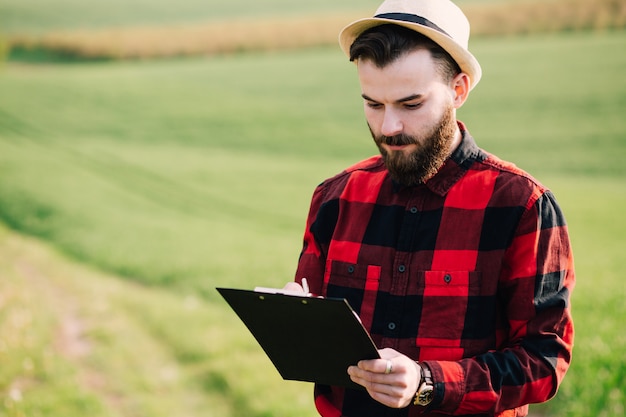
[370,105,457,186]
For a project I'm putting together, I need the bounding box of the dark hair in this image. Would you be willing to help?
[349,24,461,83]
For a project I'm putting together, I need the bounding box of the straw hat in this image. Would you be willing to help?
[339,0,482,90]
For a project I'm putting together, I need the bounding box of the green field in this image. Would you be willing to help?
[0,0,384,33]
[1,11,625,417]
[0,0,520,33]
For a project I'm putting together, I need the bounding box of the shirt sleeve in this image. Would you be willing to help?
[423,190,575,415]
[294,183,329,297]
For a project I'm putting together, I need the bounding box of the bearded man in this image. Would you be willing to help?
[285,1,575,416]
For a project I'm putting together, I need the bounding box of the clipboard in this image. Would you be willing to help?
[216,287,380,389]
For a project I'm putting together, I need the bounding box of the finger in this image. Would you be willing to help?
[349,368,414,409]
[384,359,393,374]
[368,390,408,409]
[349,373,399,395]
[282,282,304,293]
[350,366,407,392]
[354,375,407,404]
[358,358,394,375]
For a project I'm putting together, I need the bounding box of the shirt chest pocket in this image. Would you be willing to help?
[414,270,481,359]
[323,260,381,333]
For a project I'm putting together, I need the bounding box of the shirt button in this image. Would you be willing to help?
[444,274,452,283]
[348,265,355,274]
[410,207,418,214]
[387,322,397,331]
[398,265,406,273]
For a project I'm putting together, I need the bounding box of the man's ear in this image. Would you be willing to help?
[451,73,470,109]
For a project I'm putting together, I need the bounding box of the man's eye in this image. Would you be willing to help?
[404,103,422,109]
[366,102,382,109]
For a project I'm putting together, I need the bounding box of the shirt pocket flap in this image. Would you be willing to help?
[416,270,479,349]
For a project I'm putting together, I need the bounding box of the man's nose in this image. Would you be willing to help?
[381,109,403,137]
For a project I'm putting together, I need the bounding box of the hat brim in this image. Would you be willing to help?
[339,18,482,90]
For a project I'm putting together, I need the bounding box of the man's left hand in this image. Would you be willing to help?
[347,348,421,408]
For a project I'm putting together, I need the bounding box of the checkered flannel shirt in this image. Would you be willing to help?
[294,125,575,417]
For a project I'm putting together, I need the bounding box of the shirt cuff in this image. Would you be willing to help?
[422,360,466,414]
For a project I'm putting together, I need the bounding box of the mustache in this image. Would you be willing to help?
[377,133,417,147]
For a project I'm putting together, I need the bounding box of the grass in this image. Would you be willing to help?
[0,0,382,33]
[535,177,626,416]
[0,30,625,416]
[0,223,314,417]
[0,49,369,295]
[459,30,626,178]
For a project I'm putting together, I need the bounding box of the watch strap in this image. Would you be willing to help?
[413,363,434,406]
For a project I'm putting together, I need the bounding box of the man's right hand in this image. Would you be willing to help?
[282,281,307,294]
[284,277,313,295]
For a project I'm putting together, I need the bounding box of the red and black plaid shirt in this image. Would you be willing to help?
[294,124,575,417]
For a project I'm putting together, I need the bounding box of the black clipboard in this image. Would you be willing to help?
[216,287,380,389]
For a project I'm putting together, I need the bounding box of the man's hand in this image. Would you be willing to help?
[282,281,306,294]
[348,348,421,408]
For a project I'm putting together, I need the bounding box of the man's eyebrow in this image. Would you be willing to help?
[361,93,423,103]
[397,94,423,103]
[361,93,378,103]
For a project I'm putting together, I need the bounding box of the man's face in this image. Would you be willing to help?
[357,49,461,185]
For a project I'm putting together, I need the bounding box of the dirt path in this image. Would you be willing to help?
[0,227,244,417]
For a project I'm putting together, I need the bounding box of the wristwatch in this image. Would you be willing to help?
[413,363,434,406]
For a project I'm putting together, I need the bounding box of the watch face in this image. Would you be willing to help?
[418,386,434,405]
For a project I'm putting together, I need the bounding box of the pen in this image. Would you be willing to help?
[301,278,310,295]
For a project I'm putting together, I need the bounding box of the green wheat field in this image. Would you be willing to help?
[0,1,625,416]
